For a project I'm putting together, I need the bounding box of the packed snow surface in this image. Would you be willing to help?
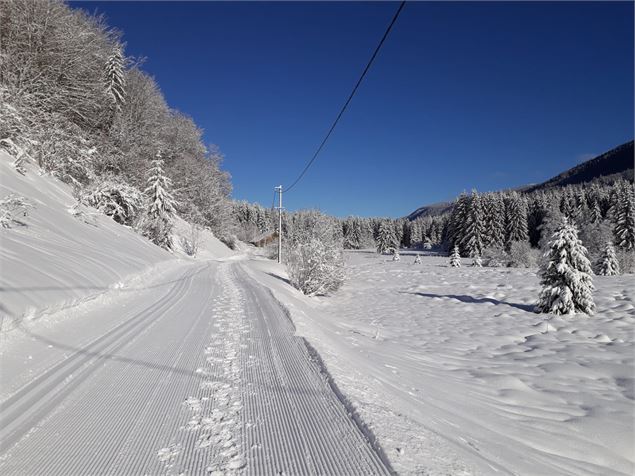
[247,250,634,475]
[0,260,388,475]
[0,154,388,474]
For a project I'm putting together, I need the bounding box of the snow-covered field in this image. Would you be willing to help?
[2,152,633,475]
[247,250,635,475]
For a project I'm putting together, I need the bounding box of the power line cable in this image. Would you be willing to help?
[283,0,406,193]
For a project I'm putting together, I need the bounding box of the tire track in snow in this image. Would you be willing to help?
[157,262,248,475]
[0,265,197,455]
[233,263,391,476]
[0,263,210,474]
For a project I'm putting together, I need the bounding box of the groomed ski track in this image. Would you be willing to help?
[0,260,390,475]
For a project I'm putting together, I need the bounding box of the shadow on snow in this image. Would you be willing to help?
[402,291,535,312]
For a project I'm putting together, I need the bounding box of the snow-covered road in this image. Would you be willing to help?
[0,260,389,475]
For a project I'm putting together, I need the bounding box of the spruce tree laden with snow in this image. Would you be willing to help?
[449,245,461,267]
[448,193,469,253]
[505,193,529,247]
[483,193,505,248]
[536,219,595,315]
[613,184,634,251]
[596,242,620,276]
[104,46,126,113]
[560,190,576,220]
[527,194,549,247]
[141,152,178,249]
[256,210,267,233]
[401,221,412,248]
[462,191,484,258]
[343,217,363,249]
[590,201,602,223]
[410,221,422,247]
[376,221,397,254]
[394,221,404,248]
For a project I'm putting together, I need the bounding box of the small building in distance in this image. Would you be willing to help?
[250,230,278,247]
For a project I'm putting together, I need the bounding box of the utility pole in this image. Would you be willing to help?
[275,185,283,263]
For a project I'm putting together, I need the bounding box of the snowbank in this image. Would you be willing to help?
[0,151,234,330]
[244,250,634,476]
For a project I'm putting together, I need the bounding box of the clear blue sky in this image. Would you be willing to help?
[73,1,634,217]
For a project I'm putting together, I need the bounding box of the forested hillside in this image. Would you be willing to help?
[334,177,635,274]
[409,140,634,221]
[0,0,233,248]
[524,140,634,192]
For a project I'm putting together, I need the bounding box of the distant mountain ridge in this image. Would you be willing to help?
[407,140,634,221]
[523,140,633,192]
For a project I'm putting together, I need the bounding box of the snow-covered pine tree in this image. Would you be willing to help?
[613,183,634,251]
[483,193,505,248]
[573,189,587,221]
[527,193,549,247]
[560,189,576,220]
[590,201,602,224]
[376,221,396,254]
[256,209,267,233]
[596,241,620,276]
[393,221,404,249]
[589,183,608,217]
[505,192,528,248]
[462,190,484,258]
[449,245,461,267]
[448,193,470,252]
[414,253,422,264]
[401,221,412,248]
[410,221,422,247]
[491,194,506,247]
[607,184,621,220]
[142,151,178,249]
[359,218,374,248]
[536,219,595,315]
[343,217,363,249]
[104,46,126,112]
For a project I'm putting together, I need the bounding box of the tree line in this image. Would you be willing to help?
[231,176,633,297]
[340,178,634,272]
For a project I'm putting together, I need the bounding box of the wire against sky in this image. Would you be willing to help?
[283,0,407,193]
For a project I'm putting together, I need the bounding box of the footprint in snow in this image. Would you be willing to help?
[228,458,246,470]
[157,443,182,463]
[197,434,214,449]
